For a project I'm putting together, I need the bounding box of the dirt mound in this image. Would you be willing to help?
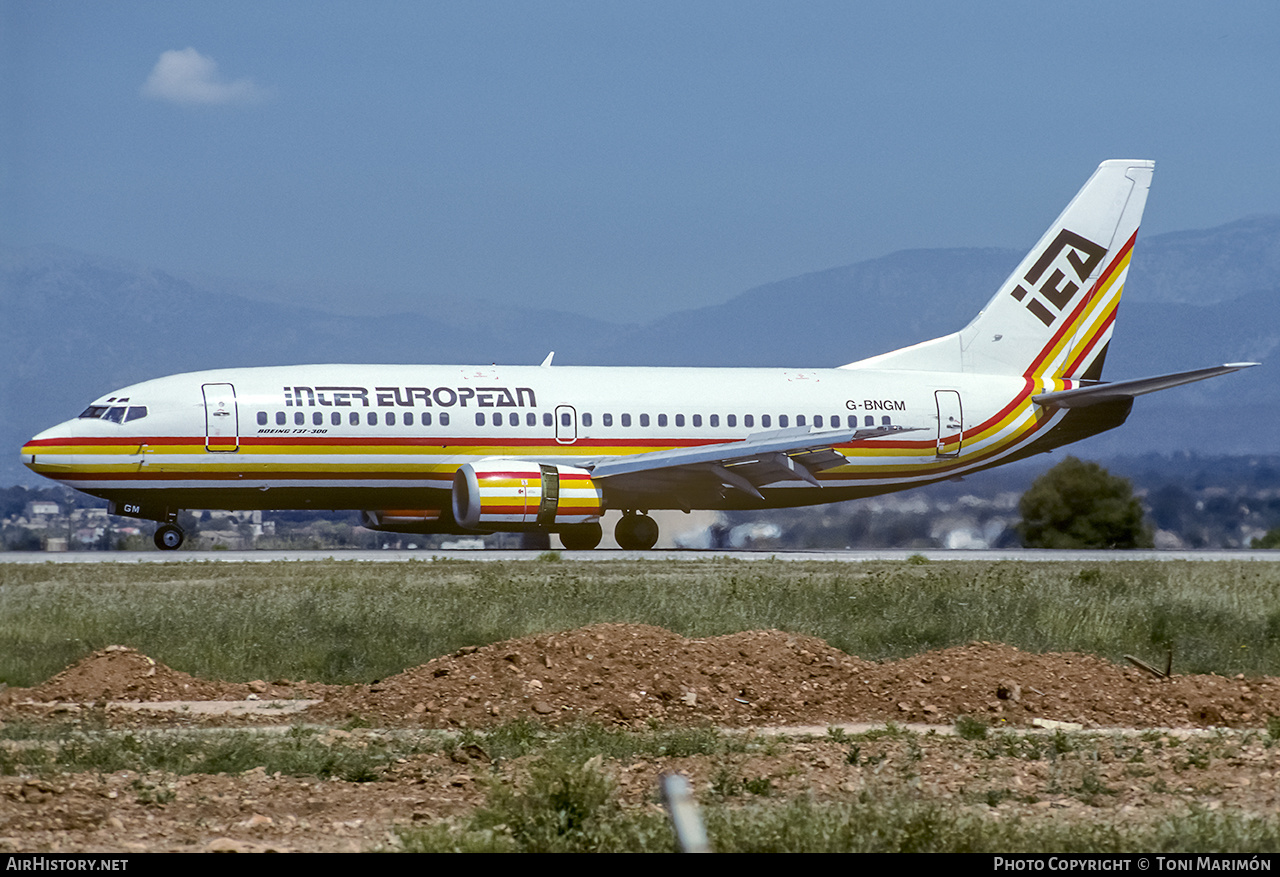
[308,624,1280,730]
[20,646,296,704]
[859,641,1280,729]
[314,622,877,727]
[11,627,1280,730]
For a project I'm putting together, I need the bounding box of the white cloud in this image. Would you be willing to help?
[141,48,269,106]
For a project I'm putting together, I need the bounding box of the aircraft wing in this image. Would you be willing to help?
[1032,363,1258,409]
[587,424,923,502]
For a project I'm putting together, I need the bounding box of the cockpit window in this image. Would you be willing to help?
[78,404,147,423]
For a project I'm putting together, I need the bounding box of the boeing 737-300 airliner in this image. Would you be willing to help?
[21,161,1257,550]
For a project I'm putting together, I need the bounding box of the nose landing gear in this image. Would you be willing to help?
[154,524,185,551]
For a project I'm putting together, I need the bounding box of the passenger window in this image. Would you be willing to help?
[882,415,891,425]
[621,413,631,427]
[582,413,592,427]
[674,414,684,427]
[865,415,874,426]
[561,412,572,427]
[440,412,450,426]
[476,413,485,426]
[493,413,502,426]
[640,414,650,427]
[796,415,805,427]
[658,414,668,427]
[295,412,305,426]
[405,412,414,426]
[743,414,753,427]
[509,412,518,426]
[761,415,771,428]
[423,412,432,426]
[709,414,718,427]
[257,411,268,426]
[847,415,857,428]
[603,413,613,427]
[331,412,341,426]
[312,412,323,426]
[779,415,789,427]
[814,415,823,428]
[692,414,702,427]
[526,413,535,426]
[277,412,287,426]
[350,412,360,426]
[543,413,553,427]
[367,412,377,426]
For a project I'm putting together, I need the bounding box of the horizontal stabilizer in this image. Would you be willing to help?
[1032,363,1258,409]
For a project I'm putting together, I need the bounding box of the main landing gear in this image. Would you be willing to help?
[154,523,185,551]
[558,513,659,550]
[614,512,659,551]
[558,522,603,550]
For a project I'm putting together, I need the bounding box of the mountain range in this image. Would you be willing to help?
[4,215,1279,486]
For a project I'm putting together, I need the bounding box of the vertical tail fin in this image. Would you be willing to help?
[960,159,1154,379]
[845,160,1153,379]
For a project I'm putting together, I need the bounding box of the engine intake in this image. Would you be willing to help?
[452,460,603,531]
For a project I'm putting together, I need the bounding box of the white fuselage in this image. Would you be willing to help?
[22,361,1082,519]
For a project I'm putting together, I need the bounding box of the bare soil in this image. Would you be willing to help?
[4,623,1280,852]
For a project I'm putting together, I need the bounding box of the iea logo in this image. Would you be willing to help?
[1010,229,1106,326]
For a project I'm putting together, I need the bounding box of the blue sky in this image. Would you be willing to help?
[3,1,1278,321]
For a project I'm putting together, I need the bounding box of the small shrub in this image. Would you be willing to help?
[955,715,988,740]
[473,754,619,852]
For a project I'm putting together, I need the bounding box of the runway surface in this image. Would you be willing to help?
[2,548,1278,563]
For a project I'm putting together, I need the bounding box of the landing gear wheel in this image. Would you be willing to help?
[615,513,659,550]
[558,522,602,550]
[154,524,185,551]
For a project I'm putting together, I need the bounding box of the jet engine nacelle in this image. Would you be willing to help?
[451,460,603,531]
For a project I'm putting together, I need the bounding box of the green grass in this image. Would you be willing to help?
[0,724,430,781]
[3,558,1280,686]
[454,718,749,763]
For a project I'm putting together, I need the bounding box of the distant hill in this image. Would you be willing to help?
[1128,215,1280,305]
[4,216,1278,485]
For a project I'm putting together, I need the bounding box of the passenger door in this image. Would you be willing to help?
[554,405,577,445]
[202,383,240,452]
[934,390,963,458]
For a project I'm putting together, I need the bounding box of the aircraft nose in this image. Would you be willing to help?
[21,421,74,475]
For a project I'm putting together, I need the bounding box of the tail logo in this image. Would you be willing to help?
[1009,229,1107,327]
